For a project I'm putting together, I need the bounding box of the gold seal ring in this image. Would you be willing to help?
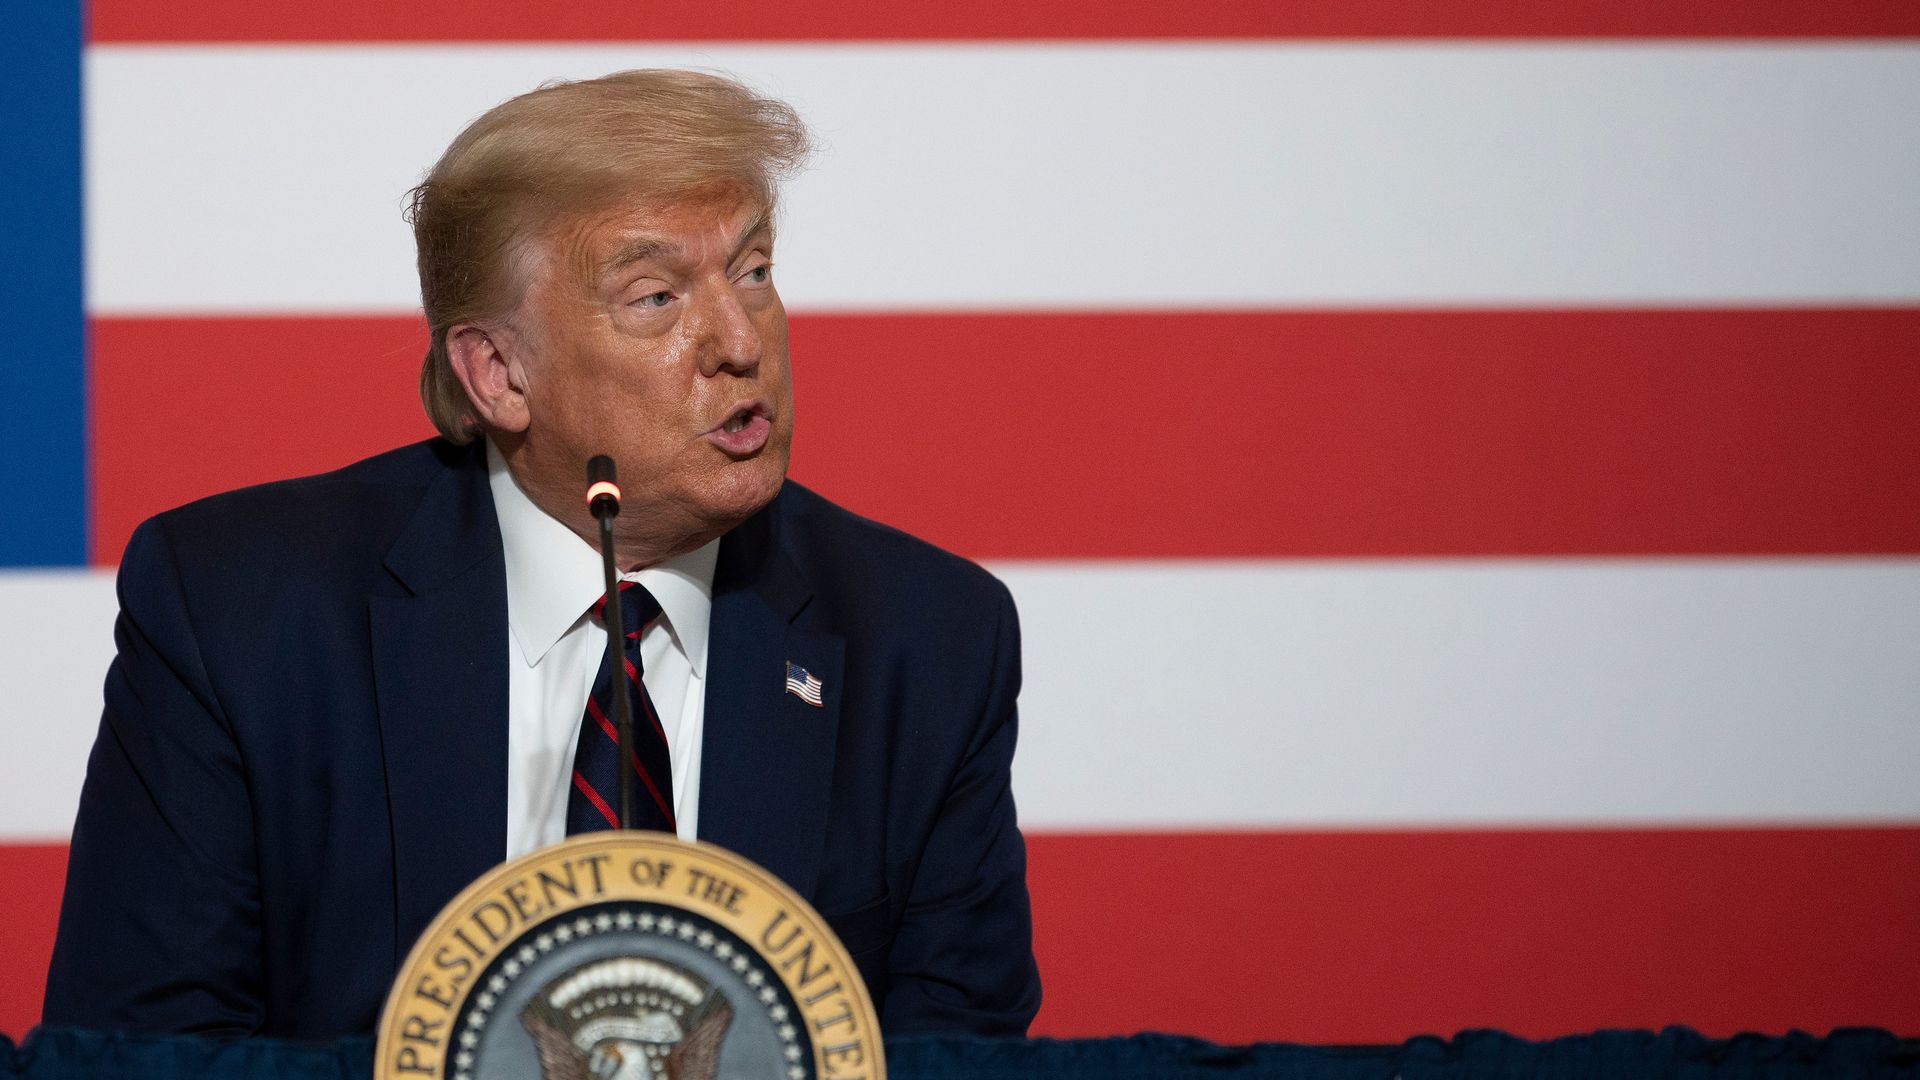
[374,833,884,1080]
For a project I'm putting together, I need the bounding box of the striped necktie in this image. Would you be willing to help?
[566,581,676,834]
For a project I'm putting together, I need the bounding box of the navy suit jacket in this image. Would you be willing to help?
[44,439,1040,1040]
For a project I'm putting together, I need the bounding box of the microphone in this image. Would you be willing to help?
[585,455,638,830]
[586,455,621,520]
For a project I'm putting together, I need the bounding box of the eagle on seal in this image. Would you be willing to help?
[521,956,735,1080]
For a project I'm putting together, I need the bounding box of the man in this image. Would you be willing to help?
[44,70,1040,1040]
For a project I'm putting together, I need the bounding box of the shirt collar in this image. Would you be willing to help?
[487,439,716,671]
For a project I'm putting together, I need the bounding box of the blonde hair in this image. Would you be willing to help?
[405,69,812,443]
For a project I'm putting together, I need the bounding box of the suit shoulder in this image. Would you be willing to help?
[775,482,1010,610]
[135,439,467,569]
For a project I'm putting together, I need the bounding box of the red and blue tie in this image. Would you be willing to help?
[566,581,676,834]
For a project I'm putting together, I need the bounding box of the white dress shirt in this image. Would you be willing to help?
[487,440,715,857]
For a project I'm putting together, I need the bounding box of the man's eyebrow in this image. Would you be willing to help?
[596,210,774,281]
[728,208,774,261]
[599,237,679,279]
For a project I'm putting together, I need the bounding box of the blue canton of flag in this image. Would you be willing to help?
[784,661,824,707]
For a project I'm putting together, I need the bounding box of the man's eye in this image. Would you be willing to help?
[743,265,771,285]
[635,290,673,308]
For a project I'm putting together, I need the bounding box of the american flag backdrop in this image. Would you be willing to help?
[3,0,1919,1046]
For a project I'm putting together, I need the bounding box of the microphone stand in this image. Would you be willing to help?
[587,455,636,830]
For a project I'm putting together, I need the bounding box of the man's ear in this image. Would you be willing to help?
[445,324,531,433]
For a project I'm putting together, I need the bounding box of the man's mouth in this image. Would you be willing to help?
[706,402,773,455]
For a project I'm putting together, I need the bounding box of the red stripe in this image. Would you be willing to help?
[90,309,1920,565]
[585,696,620,744]
[87,0,1920,42]
[570,769,620,830]
[596,586,654,641]
[588,605,672,747]
[592,580,646,624]
[0,844,67,1040]
[583,697,676,826]
[1026,826,1920,1043]
[6,828,1916,1041]
[621,656,672,748]
[90,316,434,565]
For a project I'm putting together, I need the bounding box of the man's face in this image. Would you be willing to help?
[508,188,793,550]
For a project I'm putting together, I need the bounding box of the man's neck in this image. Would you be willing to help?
[487,434,724,572]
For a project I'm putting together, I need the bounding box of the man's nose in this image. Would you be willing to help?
[693,286,763,377]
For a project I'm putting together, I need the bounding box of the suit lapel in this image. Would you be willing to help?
[699,491,844,902]
[370,442,510,952]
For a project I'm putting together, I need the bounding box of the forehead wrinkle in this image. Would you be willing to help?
[591,199,777,286]
[599,237,681,281]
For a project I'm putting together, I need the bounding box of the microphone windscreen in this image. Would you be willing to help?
[586,455,621,514]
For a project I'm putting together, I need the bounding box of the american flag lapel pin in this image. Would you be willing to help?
[784,661,825,707]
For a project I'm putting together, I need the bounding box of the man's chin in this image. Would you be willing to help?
[695,456,787,528]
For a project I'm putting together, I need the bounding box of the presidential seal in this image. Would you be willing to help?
[375,834,884,1080]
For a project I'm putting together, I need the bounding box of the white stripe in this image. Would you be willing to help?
[997,557,1920,830]
[5,560,1917,840]
[0,570,119,841]
[86,43,1920,313]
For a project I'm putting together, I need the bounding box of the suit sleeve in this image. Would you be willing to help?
[879,578,1043,1035]
[42,517,267,1035]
